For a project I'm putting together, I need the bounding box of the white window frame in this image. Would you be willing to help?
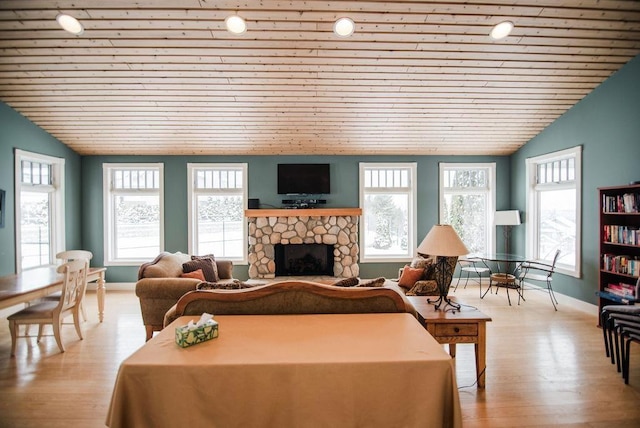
[439,162,497,256]
[359,162,417,263]
[14,149,65,272]
[187,163,248,264]
[525,146,582,278]
[103,163,164,266]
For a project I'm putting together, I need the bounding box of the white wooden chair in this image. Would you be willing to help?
[8,259,89,356]
[41,250,93,321]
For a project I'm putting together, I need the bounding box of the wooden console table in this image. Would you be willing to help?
[0,266,107,322]
[407,296,492,388]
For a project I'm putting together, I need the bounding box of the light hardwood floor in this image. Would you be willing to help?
[0,282,639,427]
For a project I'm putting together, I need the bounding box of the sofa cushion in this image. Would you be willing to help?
[398,265,425,289]
[183,258,219,282]
[181,269,205,281]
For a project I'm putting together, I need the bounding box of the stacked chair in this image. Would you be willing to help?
[601,304,640,384]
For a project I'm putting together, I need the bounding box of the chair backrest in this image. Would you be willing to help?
[56,250,93,264]
[56,259,89,313]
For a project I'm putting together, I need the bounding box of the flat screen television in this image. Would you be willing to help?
[277,163,330,195]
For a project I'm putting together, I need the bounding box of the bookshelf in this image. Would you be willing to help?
[598,184,640,320]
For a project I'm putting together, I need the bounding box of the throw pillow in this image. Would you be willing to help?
[192,254,216,262]
[410,255,436,280]
[183,258,219,282]
[410,255,432,270]
[406,280,439,296]
[332,277,360,287]
[180,268,205,281]
[398,265,425,289]
[357,277,386,287]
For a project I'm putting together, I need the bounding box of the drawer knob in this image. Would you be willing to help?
[454,327,460,333]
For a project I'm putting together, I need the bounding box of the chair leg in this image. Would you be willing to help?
[602,311,610,359]
[547,280,558,311]
[52,319,65,353]
[614,325,622,373]
[463,271,471,289]
[9,320,17,357]
[73,310,84,340]
[607,319,617,364]
[624,336,632,384]
[37,324,45,342]
[481,278,492,299]
[81,302,88,322]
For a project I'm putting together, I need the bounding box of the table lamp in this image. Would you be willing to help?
[494,210,521,255]
[417,224,469,311]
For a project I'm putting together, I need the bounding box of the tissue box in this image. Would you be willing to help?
[175,319,219,348]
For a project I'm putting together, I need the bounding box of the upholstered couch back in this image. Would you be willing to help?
[164,280,416,327]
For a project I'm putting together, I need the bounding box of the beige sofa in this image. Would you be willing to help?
[135,252,235,340]
[164,280,417,327]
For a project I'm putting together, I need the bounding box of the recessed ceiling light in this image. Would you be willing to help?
[334,17,355,37]
[225,15,247,34]
[490,21,514,40]
[56,13,84,35]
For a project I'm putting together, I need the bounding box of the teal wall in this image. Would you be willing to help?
[0,103,82,277]
[510,54,640,304]
[82,155,510,282]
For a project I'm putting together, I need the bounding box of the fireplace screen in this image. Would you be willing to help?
[275,244,334,276]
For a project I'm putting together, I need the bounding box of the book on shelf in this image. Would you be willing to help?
[602,192,640,213]
[602,253,640,276]
[603,225,640,246]
[604,281,638,299]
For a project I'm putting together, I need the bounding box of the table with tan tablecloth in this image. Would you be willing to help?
[106,313,461,428]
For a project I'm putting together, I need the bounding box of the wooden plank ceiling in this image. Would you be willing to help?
[1,0,639,156]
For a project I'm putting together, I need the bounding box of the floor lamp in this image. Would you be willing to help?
[417,224,469,312]
[494,210,521,255]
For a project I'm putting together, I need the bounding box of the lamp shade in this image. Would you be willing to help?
[494,210,521,226]
[417,224,469,257]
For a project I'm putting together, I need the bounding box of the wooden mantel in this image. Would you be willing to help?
[245,208,362,218]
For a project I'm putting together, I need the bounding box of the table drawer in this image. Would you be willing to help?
[434,323,478,337]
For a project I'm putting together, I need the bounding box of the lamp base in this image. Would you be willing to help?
[427,295,461,312]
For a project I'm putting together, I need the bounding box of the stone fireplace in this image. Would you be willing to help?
[245,208,362,279]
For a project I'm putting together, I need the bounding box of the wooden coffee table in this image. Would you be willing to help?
[406,296,492,388]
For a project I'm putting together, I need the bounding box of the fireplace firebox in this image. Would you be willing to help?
[275,244,334,276]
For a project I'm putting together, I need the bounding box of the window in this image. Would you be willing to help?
[14,150,65,271]
[103,164,164,265]
[526,146,582,277]
[359,163,417,262]
[188,164,248,262]
[439,163,496,255]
